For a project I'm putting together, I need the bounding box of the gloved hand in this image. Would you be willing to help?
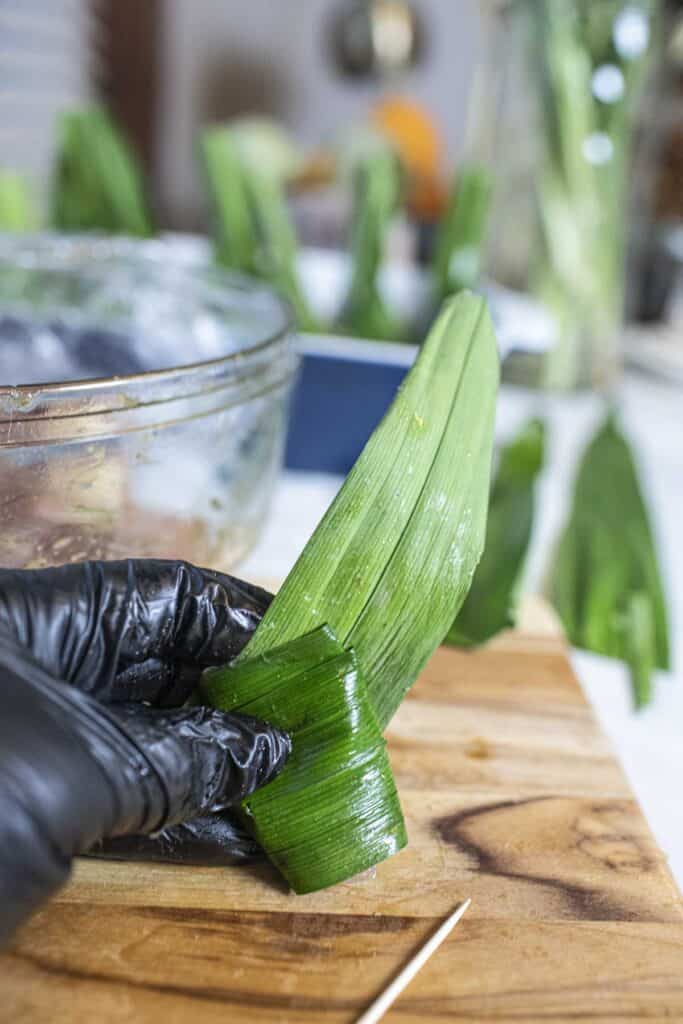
[0,559,290,946]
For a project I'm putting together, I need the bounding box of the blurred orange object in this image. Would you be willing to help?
[371,96,447,219]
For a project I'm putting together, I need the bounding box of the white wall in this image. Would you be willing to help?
[156,0,482,228]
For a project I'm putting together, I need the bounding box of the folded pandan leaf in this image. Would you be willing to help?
[202,292,499,892]
[50,108,152,236]
[551,413,669,707]
[203,626,406,893]
[447,417,546,647]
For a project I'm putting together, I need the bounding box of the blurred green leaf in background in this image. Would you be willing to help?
[432,162,493,305]
[551,413,669,708]
[526,0,658,389]
[0,172,36,232]
[447,417,546,648]
[50,108,152,236]
[339,149,404,341]
[202,124,318,330]
[201,126,257,273]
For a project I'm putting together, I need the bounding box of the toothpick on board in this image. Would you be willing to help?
[354,898,472,1024]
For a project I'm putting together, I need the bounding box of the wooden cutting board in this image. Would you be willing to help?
[3,604,682,1023]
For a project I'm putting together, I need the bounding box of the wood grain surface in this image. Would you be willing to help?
[3,615,682,1023]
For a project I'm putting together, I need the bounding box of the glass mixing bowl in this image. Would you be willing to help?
[0,234,297,570]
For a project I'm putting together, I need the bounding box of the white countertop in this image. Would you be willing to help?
[241,372,682,891]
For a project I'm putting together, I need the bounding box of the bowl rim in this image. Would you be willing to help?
[0,232,293,398]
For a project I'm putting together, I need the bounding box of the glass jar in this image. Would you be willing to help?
[0,234,297,570]
[481,0,659,390]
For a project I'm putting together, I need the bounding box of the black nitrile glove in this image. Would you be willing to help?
[0,560,290,946]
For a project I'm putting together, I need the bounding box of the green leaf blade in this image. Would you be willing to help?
[203,626,406,894]
[201,125,317,329]
[203,292,499,891]
[446,417,546,647]
[243,169,318,331]
[201,127,256,272]
[0,172,36,232]
[551,413,670,707]
[243,291,499,726]
[339,150,403,340]
[50,108,152,237]
[622,591,655,711]
[433,162,493,301]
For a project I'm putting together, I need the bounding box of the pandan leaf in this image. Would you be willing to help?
[339,150,403,341]
[240,291,499,728]
[621,592,655,710]
[551,413,669,707]
[0,172,36,232]
[203,626,406,893]
[201,126,318,329]
[201,127,256,272]
[203,292,498,892]
[243,170,319,331]
[446,417,546,647]
[433,162,493,302]
[526,2,657,389]
[50,108,152,236]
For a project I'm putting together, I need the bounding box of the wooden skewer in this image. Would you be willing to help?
[354,898,472,1024]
